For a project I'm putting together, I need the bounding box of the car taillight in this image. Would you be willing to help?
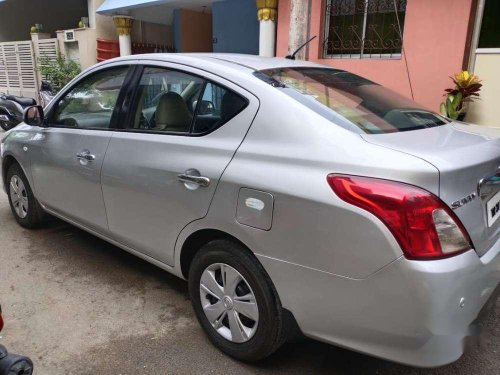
[327,174,472,260]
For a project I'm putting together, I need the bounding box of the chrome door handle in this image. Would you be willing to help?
[76,150,96,161]
[177,170,210,188]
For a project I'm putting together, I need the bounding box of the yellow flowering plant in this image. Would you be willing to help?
[453,71,481,89]
[440,71,482,120]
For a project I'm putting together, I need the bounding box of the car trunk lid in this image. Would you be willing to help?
[362,123,500,256]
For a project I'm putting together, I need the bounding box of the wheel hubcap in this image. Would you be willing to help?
[9,175,28,219]
[222,296,234,310]
[199,263,259,343]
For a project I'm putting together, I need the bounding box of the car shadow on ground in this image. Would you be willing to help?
[15,216,500,375]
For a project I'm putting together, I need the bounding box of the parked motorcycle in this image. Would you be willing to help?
[0,93,36,131]
[0,305,34,375]
[38,80,56,108]
[0,81,55,131]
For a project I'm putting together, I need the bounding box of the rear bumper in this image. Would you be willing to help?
[257,241,500,367]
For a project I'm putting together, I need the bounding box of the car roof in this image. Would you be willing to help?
[85,53,333,102]
[106,53,326,74]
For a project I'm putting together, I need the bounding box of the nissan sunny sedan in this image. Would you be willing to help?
[1,54,499,367]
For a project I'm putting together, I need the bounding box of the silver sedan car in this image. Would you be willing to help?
[1,54,499,367]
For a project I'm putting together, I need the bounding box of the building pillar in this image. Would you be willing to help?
[113,15,134,56]
[256,0,278,57]
[288,0,310,60]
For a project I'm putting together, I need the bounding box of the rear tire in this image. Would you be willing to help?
[6,163,46,228]
[188,239,286,362]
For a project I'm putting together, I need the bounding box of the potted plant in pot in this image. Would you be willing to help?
[440,71,482,121]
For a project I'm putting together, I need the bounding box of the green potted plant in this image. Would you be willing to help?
[78,17,89,28]
[38,54,81,92]
[440,71,482,121]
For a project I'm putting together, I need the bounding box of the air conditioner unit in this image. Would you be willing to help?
[64,30,76,42]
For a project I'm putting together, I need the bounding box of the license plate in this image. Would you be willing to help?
[486,190,500,227]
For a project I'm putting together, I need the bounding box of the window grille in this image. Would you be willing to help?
[323,0,407,59]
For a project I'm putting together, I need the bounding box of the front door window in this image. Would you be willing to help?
[52,67,129,129]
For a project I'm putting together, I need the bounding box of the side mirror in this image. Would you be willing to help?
[23,105,45,127]
[198,100,215,115]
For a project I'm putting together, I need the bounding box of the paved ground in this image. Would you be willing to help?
[0,188,498,374]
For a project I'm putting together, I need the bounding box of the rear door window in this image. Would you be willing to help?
[128,66,248,135]
[130,67,204,133]
[192,82,247,134]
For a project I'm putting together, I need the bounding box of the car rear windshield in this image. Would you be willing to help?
[256,67,448,134]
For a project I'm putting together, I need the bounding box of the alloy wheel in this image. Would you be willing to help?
[9,175,29,218]
[199,263,259,343]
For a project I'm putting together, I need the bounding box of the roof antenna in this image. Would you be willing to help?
[286,35,317,60]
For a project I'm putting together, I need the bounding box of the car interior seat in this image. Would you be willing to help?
[155,92,192,132]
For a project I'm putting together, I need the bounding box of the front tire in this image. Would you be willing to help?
[188,240,286,362]
[6,163,45,228]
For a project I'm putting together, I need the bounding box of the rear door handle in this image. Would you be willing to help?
[76,150,96,161]
[177,169,210,188]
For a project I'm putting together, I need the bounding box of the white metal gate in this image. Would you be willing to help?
[36,38,59,64]
[0,41,38,99]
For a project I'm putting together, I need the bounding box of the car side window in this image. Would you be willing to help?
[191,82,247,134]
[52,67,129,129]
[131,67,204,133]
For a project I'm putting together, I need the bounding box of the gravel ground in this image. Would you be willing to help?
[0,184,498,374]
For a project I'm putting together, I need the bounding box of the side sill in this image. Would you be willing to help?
[42,206,184,279]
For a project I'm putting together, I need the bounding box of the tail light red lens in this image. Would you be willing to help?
[327,174,472,260]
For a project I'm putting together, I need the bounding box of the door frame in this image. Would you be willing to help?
[468,0,486,73]
[99,59,260,266]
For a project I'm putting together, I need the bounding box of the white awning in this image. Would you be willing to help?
[96,0,220,15]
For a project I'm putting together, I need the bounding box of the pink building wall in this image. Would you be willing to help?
[276,0,474,111]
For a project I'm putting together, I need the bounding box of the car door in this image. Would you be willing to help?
[29,65,131,231]
[101,63,258,265]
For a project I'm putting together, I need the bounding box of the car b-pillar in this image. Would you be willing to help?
[113,15,134,56]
